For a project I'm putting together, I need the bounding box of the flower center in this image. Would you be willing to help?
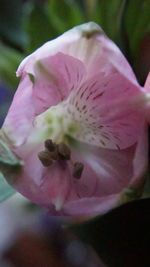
[38,139,84,179]
[33,100,80,146]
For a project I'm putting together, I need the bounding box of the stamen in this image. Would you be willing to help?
[73,162,84,179]
[38,140,71,167]
[45,139,58,160]
[38,151,53,167]
[45,139,56,152]
[57,142,71,160]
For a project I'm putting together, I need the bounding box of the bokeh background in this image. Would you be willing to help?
[0,0,150,266]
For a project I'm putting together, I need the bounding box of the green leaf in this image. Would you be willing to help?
[91,0,122,43]
[0,43,23,89]
[0,138,23,185]
[25,3,57,53]
[0,172,15,202]
[47,0,84,34]
[125,0,150,55]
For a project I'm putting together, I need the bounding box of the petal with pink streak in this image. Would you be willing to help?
[2,75,34,147]
[33,52,86,115]
[63,194,121,216]
[13,145,71,211]
[40,162,72,211]
[66,69,144,149]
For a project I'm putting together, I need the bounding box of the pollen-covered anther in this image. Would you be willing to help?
[38,151,53,167]
[57,142,71,160]
[45,139,55,152]
[73,162,84,179]
[45,139,59,160]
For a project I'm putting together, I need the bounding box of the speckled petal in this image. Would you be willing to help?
[65,70,144,149]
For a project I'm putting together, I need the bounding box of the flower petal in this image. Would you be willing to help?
[33,52,86,115]
[130,119,148,186]
[63,194,120,216]
[62,139,136,211]
[2,75,34,147]
[65,69,145,149]
[13,145,71,211]
[68,142,135,201]
[16,22,103,77]
[40,162,71,211]
[143,72,150,92]
[94,33,138,84]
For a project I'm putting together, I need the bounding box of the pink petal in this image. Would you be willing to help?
[143,72,150,123]
[13,145,71,211]
[94,34,138,84]
[2,75,34,147]
[2,53,85,146]
[40,162,72,211]
[144,72,150,92]
[129,121,148,186]
[16,22,102,77]
[66,69,144,149]
[33,52,86,115]
[63,194,120,216]
[67,142,135,201]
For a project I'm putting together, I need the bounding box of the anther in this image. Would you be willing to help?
[45,139,58,160]
[57,142,71,160]
[73,162,84,179]
[38,151,53,167]
[45,139,56,152]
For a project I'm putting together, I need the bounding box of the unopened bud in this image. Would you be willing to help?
[73,162,84,179]
[38,151,53,167]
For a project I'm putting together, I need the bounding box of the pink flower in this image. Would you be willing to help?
[1,22,149,216]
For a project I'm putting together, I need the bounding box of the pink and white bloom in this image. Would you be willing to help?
[1,22,149,216]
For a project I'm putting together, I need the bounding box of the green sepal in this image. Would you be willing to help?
[0,139,23,185]
[120,184,145,204]
[0,139,22,166]
[0,172,16,202]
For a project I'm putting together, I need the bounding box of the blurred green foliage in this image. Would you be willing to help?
[0,0,28,48]
[0,43,23,89]
[125,0,150,55]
